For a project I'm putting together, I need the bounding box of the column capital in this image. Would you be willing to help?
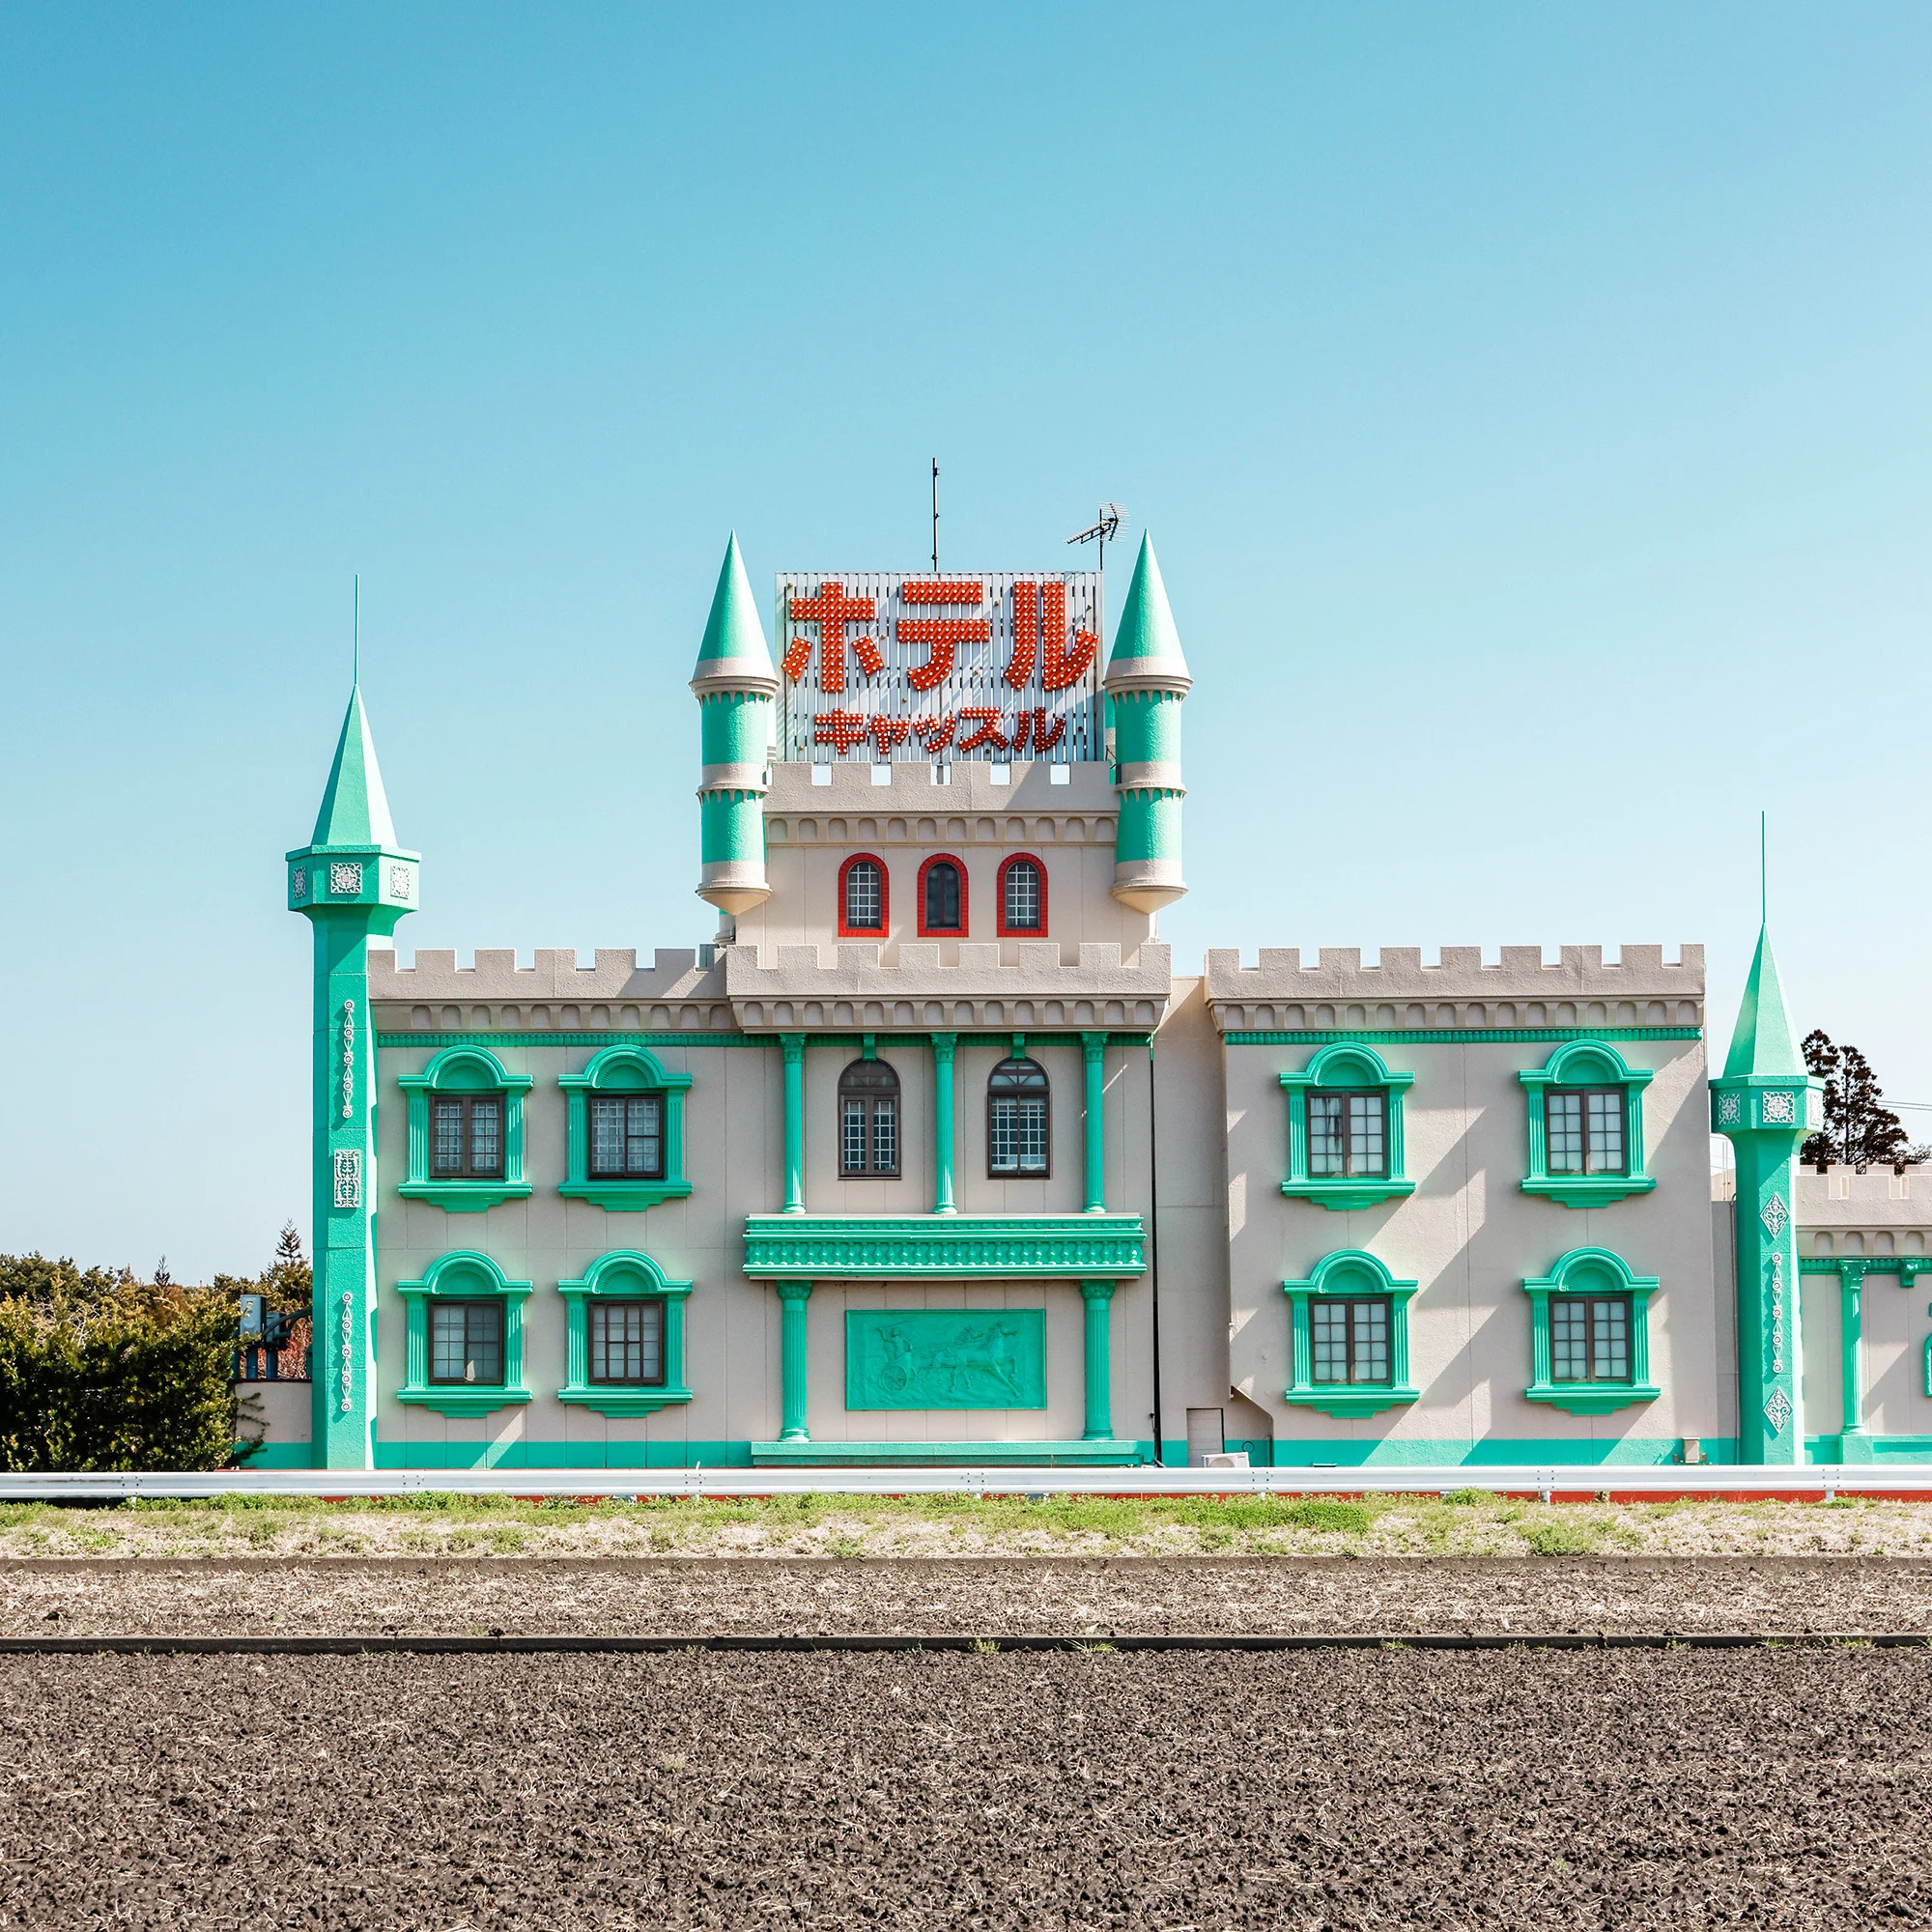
[780,1031,807,1064]
[1080,1280,1118,1303]
[775,1280,814,1304]
[928,1030,958,1059]
[1080,1030,1108,1062]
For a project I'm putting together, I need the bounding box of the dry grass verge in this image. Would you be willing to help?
[7,1489,1932,1559]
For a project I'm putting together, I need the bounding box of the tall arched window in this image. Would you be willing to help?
[918,854,967,936]
[838,854,888,936]
[838,1059,900,1176]
[997,854,1046,935]
[987,1056,1049,1176]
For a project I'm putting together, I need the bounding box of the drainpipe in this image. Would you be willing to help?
[1147,1037,1165,1466]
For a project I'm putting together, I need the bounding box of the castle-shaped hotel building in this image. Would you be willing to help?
[264,534,1932,1469]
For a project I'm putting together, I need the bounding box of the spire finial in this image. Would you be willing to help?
[353,575,360,685]
[1760,810,1767,925]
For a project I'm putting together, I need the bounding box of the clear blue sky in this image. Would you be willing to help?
[4,4,1928,1278]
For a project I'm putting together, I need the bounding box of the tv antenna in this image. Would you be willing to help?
[930,459,939,572]
[1067,502,1124,574]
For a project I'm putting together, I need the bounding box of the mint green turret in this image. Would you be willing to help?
[286,683,419,1469]
[1711,923,1822,1464]
[691,533,779,915]
[1104,533,1190,913]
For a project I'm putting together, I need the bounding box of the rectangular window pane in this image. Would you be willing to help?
[1017,1096,1047,1174]
[1308,1094,1345,1177]
[843,1098,867,1173]
[1347,1094,1386,1178]
[1591,1297,1630,1381]
[469,1097,502,1178]
[432,1098,466,1178]
[1586,1091,1626,1175]
[989,1095,1017,1173]
[589,1299,665,1385]
[430,1301,501,1384]
[1311,1299,1349,1383]
[872,1097,897,1174]
[1350,1298,1389,1383]
[1551,1297,1590,1380]
[590,1096,626,1177]
[1548,1093,1584,1176]
[846,863,880,929]
[627,1095,663,1179]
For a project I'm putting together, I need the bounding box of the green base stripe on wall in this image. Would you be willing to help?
[1225,1027,1701,1047]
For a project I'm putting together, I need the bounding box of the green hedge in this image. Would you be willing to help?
[0,1258,248,1472]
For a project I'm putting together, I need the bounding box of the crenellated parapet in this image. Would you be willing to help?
[723,938,1172,1033]
[371,947,731,1034]
[1205,944,1705,1034]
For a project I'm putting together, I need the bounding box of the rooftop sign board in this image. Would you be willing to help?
[776,572,1103,762]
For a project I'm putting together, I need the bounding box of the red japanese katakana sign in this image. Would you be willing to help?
[778,572,1103,762]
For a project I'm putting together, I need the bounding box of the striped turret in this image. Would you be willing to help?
[691,533,779,914]
[1103,532,1190,913]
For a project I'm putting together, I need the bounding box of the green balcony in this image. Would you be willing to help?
[741,1212,1146,1281]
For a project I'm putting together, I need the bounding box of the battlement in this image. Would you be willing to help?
[1204,945,1704,1035]
[370,948,732,1035]
[724,939,1172,1034]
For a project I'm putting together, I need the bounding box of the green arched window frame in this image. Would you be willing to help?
[1521,1246,1661,1414]
[394,1250,534,1415]
[396,1046,536,1212]
[1279,1043,1416,1211]
[558,1045,696,1211]
[1519,1039,1656,1208]
[556,1249,695,1416]
[1280,1248,1421,1416]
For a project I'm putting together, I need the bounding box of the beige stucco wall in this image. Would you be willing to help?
[1796,1167,1932,1442]
[1225,1032,1721,1457]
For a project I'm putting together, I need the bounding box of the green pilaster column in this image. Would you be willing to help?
[780,1033,806,1213]
[930,1032,957,1214]
[1080,1033,1108,1213]
[776,1282,812,1441]
[1838,1264,1873,1463]
[1712,923,1822,1466]
[289,681,418,1472]
[1081,1283,1116,1440]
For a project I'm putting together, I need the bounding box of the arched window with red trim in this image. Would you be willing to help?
[838,854,889,937]
[996,854,1047,936]
[917,854,969,937]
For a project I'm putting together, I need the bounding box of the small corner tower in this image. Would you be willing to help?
[1711,921,1822,1464]
[1104,532,1190,913]
[286,681,419,1470]
[691,533,779,916]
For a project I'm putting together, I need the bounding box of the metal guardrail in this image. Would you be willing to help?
[2,1465,1930,1501]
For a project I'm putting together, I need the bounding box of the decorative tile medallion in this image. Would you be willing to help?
[339,999,355,1122]
[1763,1384,1792,1435]
[1760,1190,1790,1238]
[291,867,307,901]
[388,864,412,901]
[338,1291,355,1417]
[332,1147,361,1209]
[1760,1090,1797,1125]
[1716,1092,1741,1126]
[328,861,363,896]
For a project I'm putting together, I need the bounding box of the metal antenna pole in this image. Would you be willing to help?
[931,460,939,573]
[353,574,359,683]
[1760,810,1768,923]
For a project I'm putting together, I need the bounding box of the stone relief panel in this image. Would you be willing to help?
[844,1309,1046,1410]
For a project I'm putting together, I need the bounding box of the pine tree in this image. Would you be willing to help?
[263,1221,312,1317]
[1801,1030,1928,1173]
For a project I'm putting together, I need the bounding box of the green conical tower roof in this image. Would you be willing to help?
[691,532,777,688]
[1722,924,1804,1080]
[310,683,399,849]
[1104,532,1191,688]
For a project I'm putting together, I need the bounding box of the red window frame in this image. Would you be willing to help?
[916,853,970,937]
[995,853,1048,938]
[838,852,890,938]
